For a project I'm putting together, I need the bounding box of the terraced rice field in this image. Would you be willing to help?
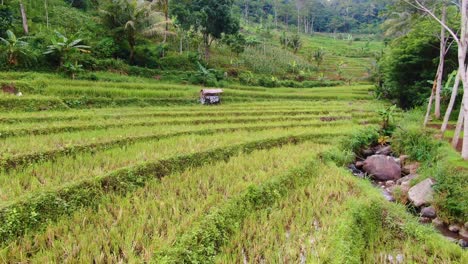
[0,81,465,263]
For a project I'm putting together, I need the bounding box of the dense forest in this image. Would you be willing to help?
[235,0,387,33]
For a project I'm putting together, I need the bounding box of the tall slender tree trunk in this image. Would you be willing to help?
[179,34,183,55]
[411,0,468,159]
[19,1,28,35]
[435,4,447,119]
[424,75,439,126]
[45,0,49,28]
[458,1,468,159]
[441,71,461,136]
[453,98,465,148]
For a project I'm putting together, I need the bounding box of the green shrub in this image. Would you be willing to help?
[134,46,160,68]
[258,76,279,88]
[94,37,119,59]
[320,147,355,166]
[340,126,380,153]
[432,164,468,223]
[392,128,441,163]
[159,55,196,71]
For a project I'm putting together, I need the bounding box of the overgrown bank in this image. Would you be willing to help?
[325,109,468,250]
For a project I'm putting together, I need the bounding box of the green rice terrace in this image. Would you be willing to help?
[0,0,467,262]
[0,73,465,263]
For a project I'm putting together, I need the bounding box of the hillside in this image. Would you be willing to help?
[0,0,467,263]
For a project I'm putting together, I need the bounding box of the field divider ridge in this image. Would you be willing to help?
[0,109,347,124]
[0,115,352,139]
[0,123,346,171]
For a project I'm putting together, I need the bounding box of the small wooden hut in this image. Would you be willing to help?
[200,89,223,105]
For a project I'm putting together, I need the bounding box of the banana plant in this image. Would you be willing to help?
[0,30,35,67]
[44,31,90,67]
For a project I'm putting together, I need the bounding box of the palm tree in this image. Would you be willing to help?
[0,30,35,66]
[100,0,171,63]
[43,31,90,67]
[153,0,169,43]
[382,11,413,38]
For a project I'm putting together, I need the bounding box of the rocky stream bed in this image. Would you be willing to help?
[347,145,468,249]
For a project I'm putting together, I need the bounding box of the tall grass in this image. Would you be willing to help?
[0,143,327,263]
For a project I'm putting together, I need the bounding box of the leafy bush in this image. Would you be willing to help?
[0,6,13,37]
[158,54,197,71]
[94,37,119,59]
[378,20,457,109]
[432,163,468,223]
[340,126,380,154]
[258,76,279,88]
[189,62,219,87]
[392,129,441,163]
[133,46,160,68]
[320,147,355,166]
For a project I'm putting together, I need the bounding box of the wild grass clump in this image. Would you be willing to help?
[393,110,467,224]
[431,162,468,223]
[340,126,379,154]
[392,128,442,164]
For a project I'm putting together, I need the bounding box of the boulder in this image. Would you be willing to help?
[385,180,395,187]
[375,145,392,156]
[420,206,437,219]
[363,155,402,181]
[460,228,468,240]
[408,178,434,207]
[396,174,418,185]
[448,224,461,233]
[402,162,420,175]
[432,218,444,227]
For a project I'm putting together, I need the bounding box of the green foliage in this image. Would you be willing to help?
[0,6,13,37]
[320,147,355,167]
[392,128,441,164]
[235,0,386,34]
[377,104,397,136]
[191,62,219,86]
[65,0,89,10]
[43,31,91,67]
[0,96,68,112]
[378,20,458,109]
[99,0,163,63]
[62,61,84,79]
[280,32,302,53]
[93,37,118,58]
[431,162,468,223]
[289,34,302,54]
[222,33,246,55]
[0,30,36,67]
[340,126,380,154]
[171,0,239,49]
[258,76,279,88]
[312,47,326,69]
